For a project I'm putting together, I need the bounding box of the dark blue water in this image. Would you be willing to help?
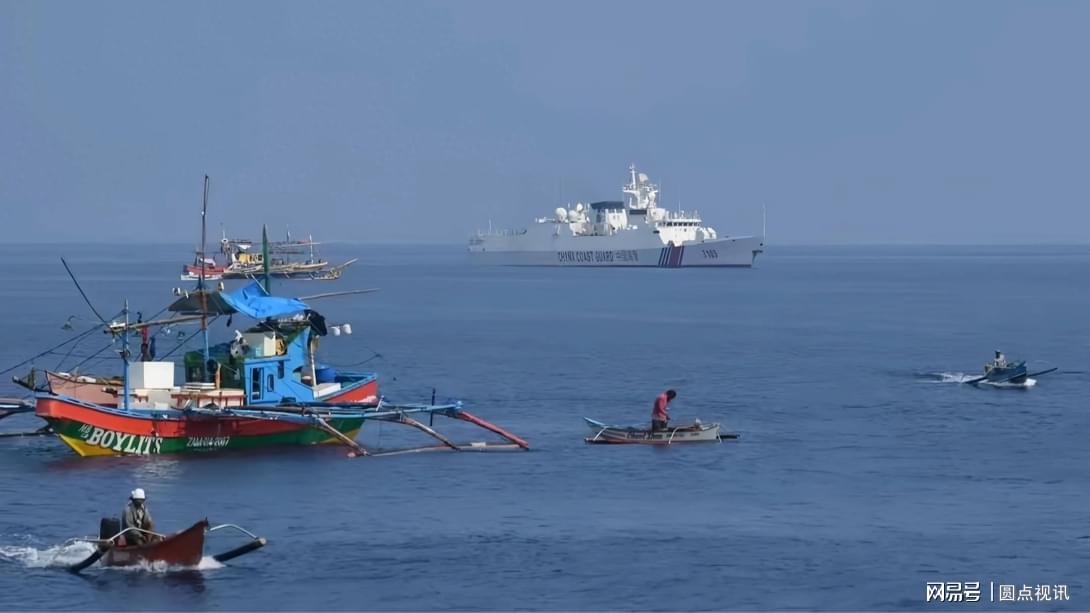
[1,244,1088,611]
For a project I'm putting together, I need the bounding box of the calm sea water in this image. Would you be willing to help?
[0,243,1087,611]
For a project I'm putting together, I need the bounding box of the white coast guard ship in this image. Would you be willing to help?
[468,165,764,267]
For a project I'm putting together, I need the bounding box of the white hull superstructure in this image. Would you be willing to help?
[468,166,764,267]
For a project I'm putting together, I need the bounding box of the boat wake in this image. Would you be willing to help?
[926,372,1036,388]
[0,540,223,572]
[0,540,96,568]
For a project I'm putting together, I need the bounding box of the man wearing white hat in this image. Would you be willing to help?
[122,488,156,545]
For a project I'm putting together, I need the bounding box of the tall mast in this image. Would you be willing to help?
[200,175,211,380]
[122,300,130,410]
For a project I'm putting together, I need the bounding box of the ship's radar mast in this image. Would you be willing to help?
[623,164,659,210]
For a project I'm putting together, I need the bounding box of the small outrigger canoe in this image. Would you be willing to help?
[962,358,1057,387]
[68,518,266,573]
[584,417,738,445]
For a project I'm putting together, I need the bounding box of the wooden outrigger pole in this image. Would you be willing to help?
[294,401,530,458]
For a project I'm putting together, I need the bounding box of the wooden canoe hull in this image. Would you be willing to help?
[103,520,207,567]
[584,418,726,445]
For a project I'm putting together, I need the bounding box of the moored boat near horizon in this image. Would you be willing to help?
[181,230,356,281]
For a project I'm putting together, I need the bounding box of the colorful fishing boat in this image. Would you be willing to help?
[37,284,379,410]
[584,417,737,445]
[32,283,527,457]
[67,518,266,572]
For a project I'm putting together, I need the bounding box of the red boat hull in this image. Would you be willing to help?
[103,520,207,567]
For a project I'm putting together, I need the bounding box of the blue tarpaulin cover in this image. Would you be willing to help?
[220,282,309,319]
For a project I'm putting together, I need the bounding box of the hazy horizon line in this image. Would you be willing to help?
[0,239,1087,248]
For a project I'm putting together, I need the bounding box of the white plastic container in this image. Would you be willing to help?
[128,361,175,389]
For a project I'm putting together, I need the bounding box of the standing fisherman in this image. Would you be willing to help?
[651,389,677,431]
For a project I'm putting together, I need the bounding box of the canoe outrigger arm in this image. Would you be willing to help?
[296,401,530,458]
[206,523,269,562]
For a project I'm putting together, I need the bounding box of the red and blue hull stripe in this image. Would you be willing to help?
[658,244,685,268]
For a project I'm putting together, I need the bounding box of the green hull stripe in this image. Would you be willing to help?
[46,417,366,456]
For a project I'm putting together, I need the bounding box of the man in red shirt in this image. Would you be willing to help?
[651,389,677,431]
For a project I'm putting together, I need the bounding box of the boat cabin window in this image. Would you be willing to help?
[251,367,262,400]
[278,362,285,379]
[266,373,275,392]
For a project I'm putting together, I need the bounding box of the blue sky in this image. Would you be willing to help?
[2,1,1087,244]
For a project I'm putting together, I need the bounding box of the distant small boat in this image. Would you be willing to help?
[584,417,737,445]
[962,353,1057,387]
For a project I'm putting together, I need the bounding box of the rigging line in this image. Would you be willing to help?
[52,305,174,372]
[326,352,383,368]
[0,325,101,377]
[156,316,219,360]
[54,325,98,370]
[69,342,118,372]
[60,257,108,324]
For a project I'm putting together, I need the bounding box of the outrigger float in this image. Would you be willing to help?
[66,518,266,573]
[584,417,738,445]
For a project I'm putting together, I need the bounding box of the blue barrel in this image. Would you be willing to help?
[315,366,337,384]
